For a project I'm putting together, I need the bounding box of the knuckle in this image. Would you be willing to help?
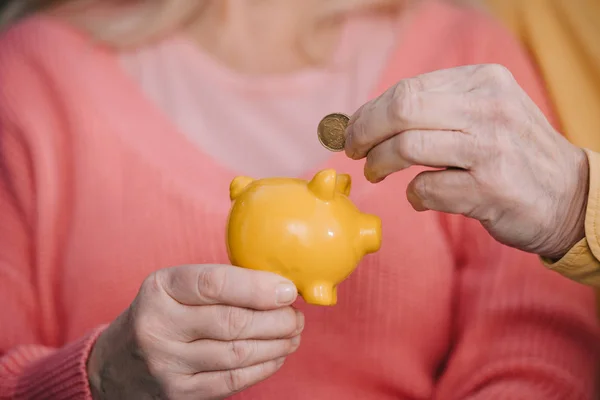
[394,132,422,163]
[365,148,378,167]
[348,118,369,149]
[129,319,160,364]
[140,271,163,296]
[494,135,515,162]
[365,146,384,176]
[224,368,250,394]
[130,307,148,334]
[130,305,164,350]
[221,306,253,340]
[227,340,254,368]
[481,95,510,125]
[145,359,172,383]
[392,135,410,161]
[413,174,431,201]
[196,265,227,301]
[480,64,515,87]
[388,81,420,127]
[132,283,163,338]
[410,76,426,92]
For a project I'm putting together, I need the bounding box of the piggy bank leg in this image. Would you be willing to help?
[301,282,337,306]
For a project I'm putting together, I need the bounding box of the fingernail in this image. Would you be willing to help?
[345,125,353,139]
[275,357,286,367]
[276,283,297,305]
[346,148,357,160]
[364,168,379,183]
[294,310,305,334]
[291,335,302,348]
[344,130,354,157]
[406,190,427,212]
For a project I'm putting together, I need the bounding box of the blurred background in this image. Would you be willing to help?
[0,0,599,397]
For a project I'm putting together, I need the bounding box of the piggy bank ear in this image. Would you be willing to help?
[308,169,337,201]
[335,174,352,196]
[230,176,254,201]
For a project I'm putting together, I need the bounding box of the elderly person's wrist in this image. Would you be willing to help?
[540,147,589,261]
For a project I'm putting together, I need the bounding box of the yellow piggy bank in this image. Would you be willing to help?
[226,169,382,306]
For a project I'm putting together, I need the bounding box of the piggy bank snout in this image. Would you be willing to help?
[359,213,382,254]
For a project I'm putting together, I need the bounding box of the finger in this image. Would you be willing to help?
[412,64,515,93]
[345,90,472,160]
[178,305,304,341]
[179,335,301,373]
[364,129,475,183]
[347,64,509,131]
[158,264,298,310]
[345,64,517,161]
[186,358,287,399]
[406,169,481,216]
[386,65,486,94]
[345,65,485,137]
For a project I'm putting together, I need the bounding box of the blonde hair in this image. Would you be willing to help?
[0,0,413,48]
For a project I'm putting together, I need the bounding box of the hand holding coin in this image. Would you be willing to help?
[333,64,588,260]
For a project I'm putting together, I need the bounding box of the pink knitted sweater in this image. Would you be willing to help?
[0,3,599,399]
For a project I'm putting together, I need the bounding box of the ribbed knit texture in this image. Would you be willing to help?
[0,328,105,400]
[0,2,599,399]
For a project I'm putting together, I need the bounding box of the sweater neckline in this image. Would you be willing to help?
[32,1,436,208]
[155,16,357,96]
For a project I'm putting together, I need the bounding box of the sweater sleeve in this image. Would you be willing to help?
[0,23,106,399]
[431,10,600,398]
[0,105,106,400]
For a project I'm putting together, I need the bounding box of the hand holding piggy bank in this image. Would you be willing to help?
[226,169,382,306]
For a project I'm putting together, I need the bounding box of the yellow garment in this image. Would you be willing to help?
[544,150,600,287]
[486,0,600,150]
[486,0,600,286]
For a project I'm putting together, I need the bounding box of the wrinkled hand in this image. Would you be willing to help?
[345,64,588,259]
[87,265,303,400]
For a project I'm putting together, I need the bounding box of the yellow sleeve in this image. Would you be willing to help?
[542,150,600,287]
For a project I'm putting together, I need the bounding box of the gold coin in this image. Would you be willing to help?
[317,113,349,152]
